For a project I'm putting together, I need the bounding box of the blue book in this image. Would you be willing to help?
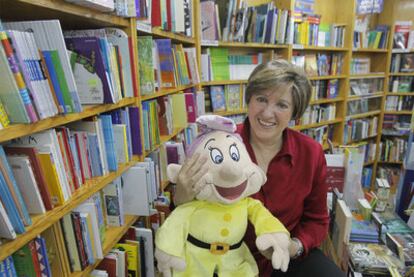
[128,107,142,155]
[42,51,67,114]
[79,214,95,265]
[35,237,51,277]
[141,102,151,151]
[69,134,83,186]
[0,258,7,276]
[99,115,118,171]
[121,109,133,159]
[87,134,103,177]
[5,256,16,277]
[0,146,31,228]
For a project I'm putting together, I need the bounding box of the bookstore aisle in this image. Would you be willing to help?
[0,0,413,276]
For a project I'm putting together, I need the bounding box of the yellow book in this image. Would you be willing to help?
[37,152,65,205]
[171,94,188,129]
[116,242,140,277]
[0,101,10,128]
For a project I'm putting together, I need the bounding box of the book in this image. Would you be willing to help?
[331,199,352,264]
[60,213,82,272]
[0,199,16,239]
[6,155,46,214]
[386,232,414,266]
[0,41,30,123]
[209,85,226,112]
[102,178,124,227]
[65,37,113,104]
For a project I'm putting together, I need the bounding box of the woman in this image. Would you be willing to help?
[174,59,345,277]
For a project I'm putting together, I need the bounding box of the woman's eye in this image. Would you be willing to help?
[209,148,224,164]
[277,103,289,109]
[229,144,240,161]
[256,96,267,103]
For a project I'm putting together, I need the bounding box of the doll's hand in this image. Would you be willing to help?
[155,248,186,277]
[256,233,290,272]
[174,153,209,205]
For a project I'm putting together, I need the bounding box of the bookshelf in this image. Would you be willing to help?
[0,0,146,275]
[0,0,413,275]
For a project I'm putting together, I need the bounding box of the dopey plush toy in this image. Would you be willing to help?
[155,115,290,277]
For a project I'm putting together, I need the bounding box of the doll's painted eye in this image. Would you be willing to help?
[229,144,240,161]
[209,147,224,164]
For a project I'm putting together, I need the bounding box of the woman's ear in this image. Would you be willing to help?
[167,164,182,183]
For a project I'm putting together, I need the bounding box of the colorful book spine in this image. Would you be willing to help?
[0,101,10,128]
[0,30,38,123]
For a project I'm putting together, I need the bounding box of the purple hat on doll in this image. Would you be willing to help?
[186,115,242,157]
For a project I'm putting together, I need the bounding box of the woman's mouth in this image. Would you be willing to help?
[258,118,276,127]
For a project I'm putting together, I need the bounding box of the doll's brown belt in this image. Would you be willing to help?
[187,234,243,255]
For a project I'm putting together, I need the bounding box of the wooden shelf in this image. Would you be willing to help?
[347,92,384,100]
[378,161,403,165]
[140,84,197,101]
[136,24,195,44]
[201,80,247,86]
[292,45,349,51]
[346,110,381,120]
[310,97,344,105]
[389,72,414,77]
[71,214,139,277]
[386,92,414,96]
[383,110,414,115]
[346,134,378,145]
[364,160,375,167]
[144,127,185,156]
[349,73,385,79]
[207,41,289,49]
[211,109,248,116]
[308,75,347,80]
[352,48,388,53]
[161,180,170,191]
[293,118,342,131]
[0,157,140,262]
[0,0,130,29]
[0,98,136,144]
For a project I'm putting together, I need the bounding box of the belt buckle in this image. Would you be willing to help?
[210,242,230,255]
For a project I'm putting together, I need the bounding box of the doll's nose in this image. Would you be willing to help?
[219,164,239,181]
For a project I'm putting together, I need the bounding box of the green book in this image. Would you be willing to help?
[12,241,37,277]
[209,48,230,80]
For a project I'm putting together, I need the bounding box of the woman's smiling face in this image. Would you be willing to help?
[247,84,294,144]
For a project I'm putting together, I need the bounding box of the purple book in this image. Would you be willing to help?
[155,39,176,88]
[64,37,114,104]
[128,107,142,155]
[166,144,179,164]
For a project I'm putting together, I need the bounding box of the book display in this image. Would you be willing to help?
[0,0,413,275]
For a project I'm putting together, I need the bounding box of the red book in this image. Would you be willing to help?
[166,0,172,31]
[326,166,345,192]
[4,147,54,210]
[56,130,76,193]
[28,240,42,277]
[157,96,169,136]
[128,37,139,97]
[184,93,196,123]
[59,127,82,188]
[151,0,161,27]
[71,212,88,270]
[97,255,117,277]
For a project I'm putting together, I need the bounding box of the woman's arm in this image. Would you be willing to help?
[290,149,329,255]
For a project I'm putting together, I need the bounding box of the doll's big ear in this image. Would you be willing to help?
[167,164,182,183]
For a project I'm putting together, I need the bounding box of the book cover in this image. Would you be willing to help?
[12,241,38,276]
[65,37,113,104]
[128,107,143,155]
[209,85,226,112]
[137,36,155,95]
[37,152,66,206]
[60,214,82,272]
[99,114,118,172]
[0,199,16,239]
[155,39,176,88]
[6,155,46,214]
[102,178,124,227]
[0,42,30,123]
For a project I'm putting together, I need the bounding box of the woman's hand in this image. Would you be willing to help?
[173,153,209,205]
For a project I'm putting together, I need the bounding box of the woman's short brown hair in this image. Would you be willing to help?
[245,59,312,119]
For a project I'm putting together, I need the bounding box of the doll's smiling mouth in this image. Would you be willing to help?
[214,180,247,200]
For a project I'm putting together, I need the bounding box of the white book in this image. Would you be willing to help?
[73,202,104,259]
[121,166,152,216]
[5,20,82,113]
[134,227,155,277]
[90,270,109,277]
[113,124,128,164]
[102,178,124,226]
[144,158,158,199]
[65,0,115,12]
[105,28,134,98]
[6,155,46,214]
[0,200,16,240]
[68,120,108,175]
[174,0,185,33]
[110,248,126,277]
[332,199,352,260]
[9,129,72,201]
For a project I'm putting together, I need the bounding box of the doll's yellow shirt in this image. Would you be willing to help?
[155,197,289,276]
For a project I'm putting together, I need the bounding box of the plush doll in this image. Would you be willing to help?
[155,115,290,277]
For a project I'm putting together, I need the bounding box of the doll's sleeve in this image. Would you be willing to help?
[246,198,289,236]
[155,202,199,258]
